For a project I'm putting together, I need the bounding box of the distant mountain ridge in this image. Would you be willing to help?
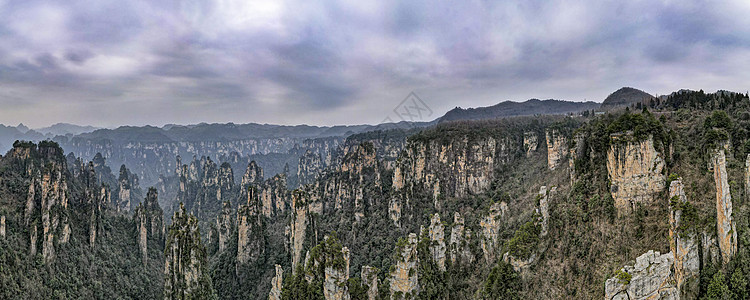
[438,98,600,123]
[35,123,100,136]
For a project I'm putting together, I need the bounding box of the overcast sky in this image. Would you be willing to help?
[1,0,749,128]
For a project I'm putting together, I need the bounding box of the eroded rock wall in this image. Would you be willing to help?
[712,147,737,264]
[606,134,665,213]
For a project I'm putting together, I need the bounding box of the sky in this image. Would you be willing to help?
[1,0,749,128]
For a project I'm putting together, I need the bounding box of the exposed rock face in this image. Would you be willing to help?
[393,136,499,200]
[290,190,309,271]
[36,144,70,263]
[428,213,446,271]
[701,231,720,267]
[163,203,216,299]
[668,179,699,297]
[606,134,665,213]
[0,215,5,238]
[117,164,140,213]
[503,252,536,274]
[538,186,550,236]
[480,202,507,262]
[390,233,419,298]
[604,250,677,300]
[216,162,234,205]
[239,161,263,205]
[216,201,232,253]
[298,149,323,186]
[524,131,538,157]
[269,264,283,300]
[134,187,165,267]
[389,198,402,227]
[546,129,568,170]
[324,246,350,300]
[569,132,585,185]
[361,266,379,300]
[449,212,474,264]
[259,174,288,217]
[237,187,265,266]
[712,147,737,264]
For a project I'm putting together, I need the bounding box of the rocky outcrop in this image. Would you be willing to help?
[712,146,737,264]
[606,134,665,213]
[238,161,263,205]
[449,212,473,264]
[524,131,538,157]
[480,201,507,262]
[604,250,677,300]
[217,201,232,253]
[37,143,71,263]
[390,233,419,298]
[324,246,350,300]
[134,187,165,267]
[269,264,283,300]
[0,215,5,238]
[546,129,568,170]
[237,187,265,266]
[163,203,216,299]
[298,149,323,186]
[538,186,551,236]
[668,178,699,297]
[393,136,498,200]
[216,162,234,205]
[117,164,141,213]
[361,266,379,300]
[259,174,288,217]
[569,132,585,185]
[428,213,446,271]
[290,190,309,271]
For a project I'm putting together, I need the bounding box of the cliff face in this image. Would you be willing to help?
[72,159,108,248]
[298,149,323,186]
[606,134,665,213]
[237,187,265,266]
[259,174,288,217]
[134,187,165,267]
[449,212,473,264]
[428,213,446,271]
[268,264,283,300]
[390,136,500,226]
[117,164,142,213]
[390,233,419,298]
[712,146,737,264]
[604,250,677,300]
[668,179,699,297]
[216,201,232,253]
[290,190,309,271]
[546,129,568,170]
[361,266,379,300]
[17,142,72,263]
[393,136,499,199]
[480,201,507,262]
[523,131,538,157]
[163,203,216,300]
[323,246,350,300]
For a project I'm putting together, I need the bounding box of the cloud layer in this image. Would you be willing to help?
[1,0,749,127]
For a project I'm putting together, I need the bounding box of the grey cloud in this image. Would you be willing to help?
[0,0,749,127]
